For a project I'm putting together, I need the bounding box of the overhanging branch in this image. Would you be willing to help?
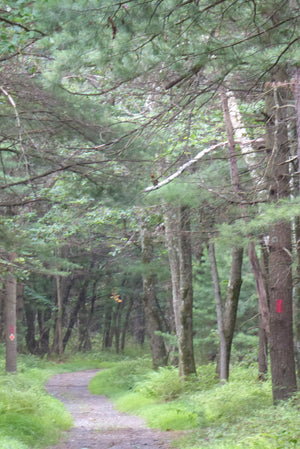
[144,141,227,192]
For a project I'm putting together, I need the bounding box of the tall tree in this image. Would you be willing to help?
[140,220,168,369]
[265,68,297,402]
[4,252,17,372]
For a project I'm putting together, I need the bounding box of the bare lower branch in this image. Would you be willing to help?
[144,141,227,192]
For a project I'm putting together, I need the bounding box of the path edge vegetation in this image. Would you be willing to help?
[1,348,299,449]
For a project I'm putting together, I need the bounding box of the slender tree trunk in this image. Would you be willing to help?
[16,283,24,352]
[79,280,97,352]
[102,305,113,349]
[25,301,38,354]
[165,205,196,377]
[164,206,181,367]
[223,247,243,379]
[132,291,145,345]
[219,87,244,380]
[258,320,268,378]
[140,222,168,369]
[121,297,133,352]
[0,289,4,342]
[52,275,63,355]
[5,253,17,372]
[248,242,270,338]
[248,241,270,377]
[294,217,300,382]
[38,307,51,356]
[208,242,227,382]
[265,69,297,402]
[63,279,89,350]
[177,205,196,377]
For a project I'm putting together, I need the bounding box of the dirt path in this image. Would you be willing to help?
[45,370,176,449]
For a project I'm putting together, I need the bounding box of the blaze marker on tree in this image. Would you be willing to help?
[276,299,283,314]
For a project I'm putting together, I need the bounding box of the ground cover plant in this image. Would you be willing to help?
[89,359,300,449]
[0,347,299,449]
[0,348,106,449]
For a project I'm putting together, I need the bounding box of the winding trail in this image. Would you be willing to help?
[45,370,175,449]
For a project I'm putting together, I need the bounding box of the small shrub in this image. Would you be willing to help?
[134,366,185,400]
[89,357,152,397]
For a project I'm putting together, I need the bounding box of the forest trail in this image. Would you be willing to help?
[45,370,176,449]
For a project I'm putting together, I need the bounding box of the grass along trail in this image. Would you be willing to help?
[45,369,175,449]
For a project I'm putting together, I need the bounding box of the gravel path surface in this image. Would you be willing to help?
[45,370,176,449]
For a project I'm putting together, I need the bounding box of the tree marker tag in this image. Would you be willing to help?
[10,326,14,334]
[276,299,283,313]
[9,333,15,341]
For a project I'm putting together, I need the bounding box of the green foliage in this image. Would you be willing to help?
[90,357,299,448]
[88,357,153,397]
[0,349,120,448]
[0,367,72,448]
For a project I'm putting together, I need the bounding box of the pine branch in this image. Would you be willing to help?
[0,15,46,35]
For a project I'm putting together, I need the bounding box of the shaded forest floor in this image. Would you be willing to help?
[45,370,179,449]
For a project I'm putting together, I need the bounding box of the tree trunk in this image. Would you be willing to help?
[164,206,181,367]
[248,242,270,338]
[294,217,300,383]
[102,305,113,349]
[52,275,63,355]
[79,280,97,352]
[293,67,300,382]
[132,291,145,345]
[140,222,168,369]
[38,307,51,356]
[208,242,227,382]
[63,279,89,351]
[25,301,38,354]
[16,283,24,353]
[5,253,17,373]
[258,319,268,378]
[177,205,196,377]
[225,89,271,375]
[219,87,244,380]
[265,68,297,402]
[121,297,133,352]
[223,246,243,379]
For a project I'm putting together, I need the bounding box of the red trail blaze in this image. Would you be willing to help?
[276,299,283,314]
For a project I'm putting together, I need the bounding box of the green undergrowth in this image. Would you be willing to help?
[89,360,300,448]
[0,349,118,449]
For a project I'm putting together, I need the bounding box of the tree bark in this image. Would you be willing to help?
[25,301,38,354]
[225,89,271,375]
[5,253,17,372]
[52,275,63,355]
[63,279,89,351]
[265,68,297,402]
[248,242,270,338]
[164,206,180,366]
[140,222,168,369]
[293,67,300,382]
[219,87,244,380]
[165,205,196,377]
[178,205,197,377]
[38,307,51,356]
[16,283,24,352]
[223,246,243,379]
[102,304,113,349]
[208,242,227,382]
[295,217,300,382]
[121,297,133,352]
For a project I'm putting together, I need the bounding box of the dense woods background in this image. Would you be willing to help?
[1,0,300,403]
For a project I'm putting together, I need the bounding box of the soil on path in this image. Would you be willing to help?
[45,370,177,449]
